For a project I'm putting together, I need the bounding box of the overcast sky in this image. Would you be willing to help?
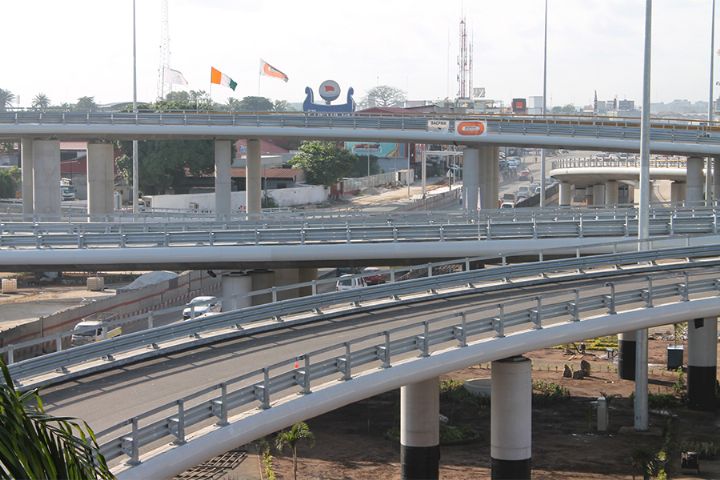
[1,0,715,108]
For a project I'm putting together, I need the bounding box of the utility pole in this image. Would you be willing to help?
[540,0,548,207]
[707,0,716,205]
[132,0,139,214]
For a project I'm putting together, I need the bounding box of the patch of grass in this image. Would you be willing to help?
[532,380,570,405]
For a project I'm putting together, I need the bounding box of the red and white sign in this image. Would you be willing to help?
[456,120,487,136]
[318,80,341,102]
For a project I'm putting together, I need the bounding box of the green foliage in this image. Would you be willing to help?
[155,90,214,112]
[262,448,276,480]
[273,99,295,112]
[31,93,50,110]
[275,422,314,480]
[551,104,578,114]
[647,393,683,409]
[362,85,406,108]
[233,96,274,112]
[75,96,97,112]
[289,141,356,186]
[0,167,19,198]
[532,380,570,405]
[439,424,480,444]
[117,139,216,195]
[0,88,15,111]
[679,440,720,459]
[0,359,114,479]
[262,193,278,209]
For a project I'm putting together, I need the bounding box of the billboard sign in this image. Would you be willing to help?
[427,119,450,133]
[456,120,487,136]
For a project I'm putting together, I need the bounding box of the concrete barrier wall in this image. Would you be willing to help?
[0,270,220,361]
[145,185,328,212]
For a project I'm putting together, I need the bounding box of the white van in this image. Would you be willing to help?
[183,296,222,320]
[71,313,122,347]
[336,274,366,291]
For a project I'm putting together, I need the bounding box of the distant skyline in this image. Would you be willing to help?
[2,0,717,108]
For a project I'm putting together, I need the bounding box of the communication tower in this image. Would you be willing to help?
[156,0,170,100]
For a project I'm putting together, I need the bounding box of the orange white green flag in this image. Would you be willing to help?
[210,67,237,91]
[260,59,289,82]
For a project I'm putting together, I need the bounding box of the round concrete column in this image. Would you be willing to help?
[246,139,262,216]
[20,138,34,220]
[627,185,636,206]
[221,272,252,311]
[87,143,114,219]
[618,331,637,380]
[686,156,704,206]
[559,182,571,206]
[713,157,720,206]
[274,268,300,300]
[483,146,499,209]
[592,184,605,206]
[400,377,440,480]
[605,180,618,206]
[463,147,480,213]
[250,270,274,305]
[32,140,61,220]
[214,140,232,221]
[670,181,686,205]
[298,267,318,297]
[491,356,531,480]
[687,317,718,411]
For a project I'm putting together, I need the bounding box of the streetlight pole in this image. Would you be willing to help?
[132,0,139,213]
[707,0,716,205]
[540,0,548,208]
[635,0,653,433]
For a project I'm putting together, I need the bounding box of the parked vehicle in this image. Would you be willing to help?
[336,274,366,291]
[71,312,122,347]
[183,296,222,320]
[60,184,77,201]
[362,267,386,285]
[500,201,515,209]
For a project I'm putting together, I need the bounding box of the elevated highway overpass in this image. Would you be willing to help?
[21,241,717,479]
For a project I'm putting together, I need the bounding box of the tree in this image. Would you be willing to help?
[275,422,314,480]
[75,96,97,112]
[551,104,578,115]
[0,167,19,198]
[273,100,295,112]
[236,96,274,112]
[288,141,356,186]
[31,93,50,110]
[0,89,15,111]
[0,360,113,479]
[362,85,406,108]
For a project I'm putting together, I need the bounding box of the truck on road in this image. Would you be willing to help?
[71,312,122,346]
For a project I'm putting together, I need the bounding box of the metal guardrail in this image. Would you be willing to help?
[552,157,688,169]
[1,208,718,249]
[7,236,720,388]
[95,264,720,466]
[0,112,718,147]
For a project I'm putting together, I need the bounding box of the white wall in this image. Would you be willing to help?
[146,185,328,211]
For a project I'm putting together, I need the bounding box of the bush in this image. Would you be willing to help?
[532,380,570,405]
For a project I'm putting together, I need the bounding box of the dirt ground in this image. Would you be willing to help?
[214,332,720,480]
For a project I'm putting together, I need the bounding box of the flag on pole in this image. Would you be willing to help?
[164,67,188,86]
[210,67,237,91]
[260,59,289,82]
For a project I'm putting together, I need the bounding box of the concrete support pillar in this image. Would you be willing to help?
[221,272,252,311]
[491,356,531,480]
[274,268,300,300]
[400,377,440,480]
[250,270,274,305]
[618,331,637,380]
[687,317,718,411]
[32,140,61,220]
[713,157,720,206]
[686,156,704,206]
[627,185,636,206]
[670,182,686,205]
[214,140,232,221]
[87,143,114,218]
[559,182,571,206]
[463,147,480,213]
[478,146,499,210]
[20,138,34,220]
[298,267,318,297]
[605,180,618,206]
[592,184,605,206]
[246,138,262,216]
[633,328,649,431]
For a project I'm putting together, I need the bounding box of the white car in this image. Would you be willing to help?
[336,274,366,291]
[182,296,221,320]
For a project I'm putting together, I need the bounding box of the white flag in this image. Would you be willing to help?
[164,67,188,86]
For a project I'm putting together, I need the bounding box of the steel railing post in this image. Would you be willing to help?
[126,417,140,466]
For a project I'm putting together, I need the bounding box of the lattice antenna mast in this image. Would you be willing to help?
[156,0,170,100]
[457,16,468,98]
[469,31,474,99]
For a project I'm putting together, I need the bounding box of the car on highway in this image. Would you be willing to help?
[71,312,122,346]
[182,296,222,320]
[362,267,386,285]
[518,169,532,181]
[61,185,77,201]
[336,274,366,291]
[516,185,531,197]
[500,201,515,209]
